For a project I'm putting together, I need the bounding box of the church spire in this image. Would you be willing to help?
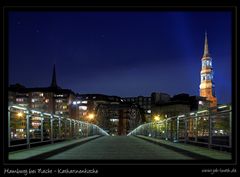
[51,64,57,88]
[199,32,217,108]
[203,31,210,58]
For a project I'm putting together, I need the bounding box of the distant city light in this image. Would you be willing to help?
[82,101,88,104]
[147,110,151,114]
[73,101,77,105]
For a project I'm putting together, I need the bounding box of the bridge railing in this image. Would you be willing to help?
[8,105,109,149]
[128,104,232,151]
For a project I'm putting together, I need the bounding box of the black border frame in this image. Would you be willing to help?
[1,1,238,176]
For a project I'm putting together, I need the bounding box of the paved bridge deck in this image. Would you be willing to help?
[9,135,231,160]
[47,136,193,160]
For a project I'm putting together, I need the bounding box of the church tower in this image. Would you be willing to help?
[50,64,61,89]
[199,32,217,107]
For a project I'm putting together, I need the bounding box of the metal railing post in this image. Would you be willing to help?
[58,117,61,140]
[87,123,89,137]
[64,120,67,139]
[208,111,212,149]
[8,110,11,147]
[80,123,83,137]
[26,113,30,149]
[195,116,198,142]
[41,114,43,142]
[176,117,179,142]
[229,105,232,148]
[165,120,168,140]
[184,117,188,144]
[69,119,72,138]
[73,121,76,138]
[50,115,53,144]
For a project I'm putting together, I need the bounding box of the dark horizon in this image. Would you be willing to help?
[9,11,232,104]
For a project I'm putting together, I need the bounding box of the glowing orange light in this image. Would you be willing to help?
[88,113,95,120]
[17,112,23,117]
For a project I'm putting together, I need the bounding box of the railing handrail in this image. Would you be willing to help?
[127,104,232,151]
[8,105,109,149]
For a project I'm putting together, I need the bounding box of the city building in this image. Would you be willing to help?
[151,92,171,105]
[74,94,144,135]
[199,32,218,107]
[123,96,151,122]
[151,93,209,120]
[8,65,76,119]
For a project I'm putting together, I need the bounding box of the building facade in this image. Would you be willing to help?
[123,96,151,122]
[151,93,209,120]
[74,94,144,135]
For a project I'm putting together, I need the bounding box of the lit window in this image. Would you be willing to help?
[32,99,36,103]
[56,99,63,103]
[39,93,44,97]
[16,98,24,102]
[110,119,118,122]
[45,99,49,103]
[79,106,87,110]
[63,105,67,109]
[82,101,88,104]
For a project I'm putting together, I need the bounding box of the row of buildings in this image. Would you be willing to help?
[8,33,218,135]
[8,68,209,136]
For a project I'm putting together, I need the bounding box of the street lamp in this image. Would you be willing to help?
[154,115,160,122]
[17,112,23,118]
[88,113,95,120]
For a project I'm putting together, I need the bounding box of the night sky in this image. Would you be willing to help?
[8,11,232,104]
